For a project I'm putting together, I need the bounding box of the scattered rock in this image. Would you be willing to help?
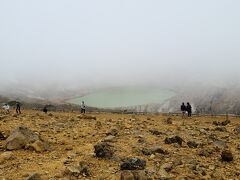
[198,149,211,157]
[12,114,18,118]
[213,120,230,126]
[187,141,199,148]
[142,146,168,156]
[102,135,116,143]
[120,171,134,180]
[165,136,184,146]
[64,166,80,177]
[78,115,96,120]
[26,140,50,152]
[234,125,240,135]
[0,152,15,163]
[149,129,163,136]
[221,150,233,162]
[79,161,91,177]
[214,127,227,132]
[26,172,41,180]
[213,140,227,149]
[120,158,146,170]
[48,113,53,117]
[0,132,6,140]
[5,126,40,150]
[165,118,173,124]
[94,142,114,159]
[106,128,118,136]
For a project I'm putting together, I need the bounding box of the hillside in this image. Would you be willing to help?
[0,110,239,179]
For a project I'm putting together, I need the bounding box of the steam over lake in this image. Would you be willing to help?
[68,88,175,108]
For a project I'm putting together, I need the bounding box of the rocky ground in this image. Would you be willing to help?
[0,110,240,179]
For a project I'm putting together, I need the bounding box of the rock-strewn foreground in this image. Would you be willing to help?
[0,111,240,179]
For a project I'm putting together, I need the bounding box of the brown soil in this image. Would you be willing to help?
[0,110,240,179]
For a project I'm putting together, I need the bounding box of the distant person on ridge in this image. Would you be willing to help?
[43,106,48,114]
[181,102,187,118]
[16,102,21,114]
[2,104,10,114]
[186,102,192,117]
[81,101,86,114]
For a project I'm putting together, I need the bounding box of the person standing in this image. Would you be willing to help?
[181,102,187,119]
[16,102,21,114]
[81,101,86,114]
[186,102,192,117]
[2,104,10,114]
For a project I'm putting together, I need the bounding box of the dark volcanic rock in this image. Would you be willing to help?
[26,173,41,180]
[142,146,168,155]
[234,125,240,135]
[214,127,227,132]
[149,129,164,136]
[213,120,230,126]
[120,158,146,170]
[94,142,113,159]
[187,141,199,148]
[0,132,6,140]
[221,150,233,162]
[165,136,184,146]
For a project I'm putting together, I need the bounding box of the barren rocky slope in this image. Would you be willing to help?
[0,110,239,179]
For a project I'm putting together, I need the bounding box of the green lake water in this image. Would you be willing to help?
[68,88,175,108]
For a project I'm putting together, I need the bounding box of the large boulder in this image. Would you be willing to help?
[5,126,40,150]
[120,158,146,170]
[94,142,114,159]
[165,136,184,146]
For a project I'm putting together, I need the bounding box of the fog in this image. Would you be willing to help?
[0,0,240,94]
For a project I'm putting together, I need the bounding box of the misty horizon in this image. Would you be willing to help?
[1,0,240,93]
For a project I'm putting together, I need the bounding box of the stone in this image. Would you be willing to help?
[161,163,173,172]
[149,129,163,136]
[26,140,50,152]
[120,158,146,170]
[78,115,96,120]
[94,142,114,159]
[187,141,199,148]
[102,135,116,143]
[26,173,41,180]
[214,127,227,132]
[0,132,6,140]
[165,118,173,124]
[5,126,40,150]
[165,136,184,146]
[221,150,233,162]
[79,161,91,177]
[0,152,15,163]
[63,166,80,177]
[213,140,227,149]
[132,170,148,180]
[234,125,240,135]
[120,171,134,180]
[213,120,230,126]
[106,128,118,136]
[198,149,210,157]
[142,146,168,156]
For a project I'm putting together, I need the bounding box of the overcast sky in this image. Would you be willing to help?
[0,0,240,90]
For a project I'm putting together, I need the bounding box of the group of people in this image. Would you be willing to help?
[1,102,21,114]
[41,101,86,114]
[181,102,192,118]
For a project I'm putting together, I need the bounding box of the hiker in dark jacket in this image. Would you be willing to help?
[43,106,48,114]
[186,102,192,117]
[181,102,187,118]
[16,102,21,114]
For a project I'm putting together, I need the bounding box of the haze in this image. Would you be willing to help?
[0,0,240,92]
